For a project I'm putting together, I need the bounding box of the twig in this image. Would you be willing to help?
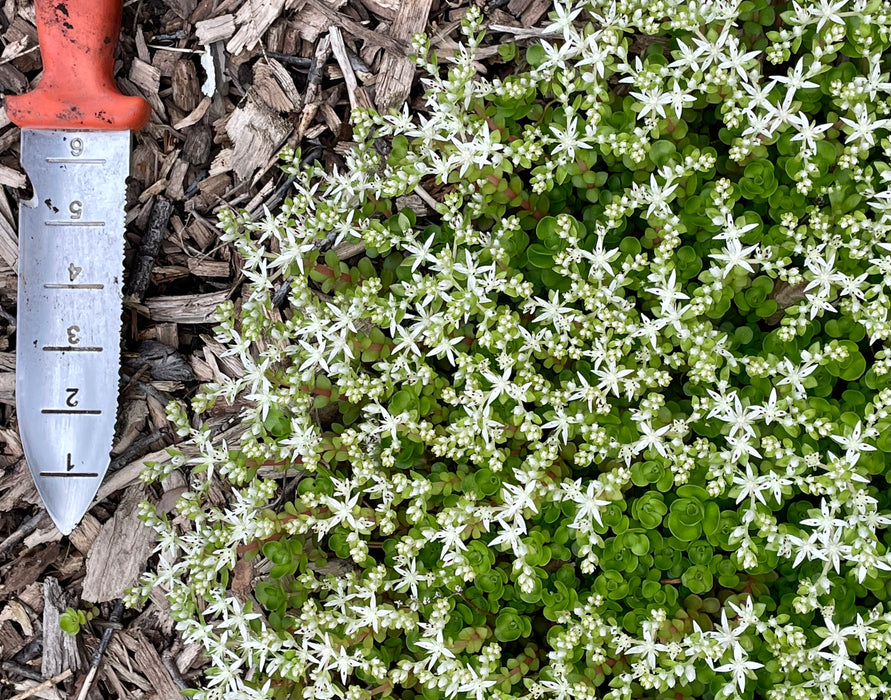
[487,23,554,39]
[297,35,332,143]
[268,471,306,510]
[265,52,312,68]
[124,197,174,303]
[109,430,168,473]
[246,175,296,219]
[271,275,293,309]
[0,512,48,557]
[135,379,170,407]
[118,364,152,398]
[161,650,188,691]
[8,668,73,700]
[120,369,171,407]
[73,599,125,700]
[1,661,43,683]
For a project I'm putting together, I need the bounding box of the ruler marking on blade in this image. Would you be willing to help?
[41,409,102,415]
[42,346,103,352]
[43,283,105,289]
[38,472,100,478]
[45,158,107,164]
[44,221,105,227]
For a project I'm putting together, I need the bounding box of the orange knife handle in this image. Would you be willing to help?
[6,0,150,130]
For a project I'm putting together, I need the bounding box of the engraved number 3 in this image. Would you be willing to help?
[67,325,81,345]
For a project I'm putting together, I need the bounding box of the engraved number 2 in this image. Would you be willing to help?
[67,325,81,345]
[66,388,79,407]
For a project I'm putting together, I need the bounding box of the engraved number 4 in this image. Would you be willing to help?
[68,263,82,282]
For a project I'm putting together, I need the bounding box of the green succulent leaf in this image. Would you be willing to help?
[632,491,668,529]
[681,565,714,595]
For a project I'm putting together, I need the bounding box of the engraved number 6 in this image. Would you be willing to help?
[70,138,84,157]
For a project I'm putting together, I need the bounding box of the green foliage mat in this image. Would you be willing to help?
[130,1,891,699]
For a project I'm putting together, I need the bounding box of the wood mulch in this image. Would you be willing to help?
[0,0,551,697]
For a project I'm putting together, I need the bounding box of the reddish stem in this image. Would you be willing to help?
[313,263,354,285]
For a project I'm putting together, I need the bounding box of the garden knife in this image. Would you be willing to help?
[6,0,150,535]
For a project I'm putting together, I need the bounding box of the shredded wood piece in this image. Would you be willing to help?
[144,289,233,324]
[0,164,26,189]
[374,0,434,110]
[81,488,156,603]
[42,578,84,677]
[225,94,291,180]
[195,14,237,44]
[227,0,287,55]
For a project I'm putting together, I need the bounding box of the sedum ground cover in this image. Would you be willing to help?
[128,1,891,698]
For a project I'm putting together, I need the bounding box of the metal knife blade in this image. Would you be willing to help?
[17,129,130,535]
[6,0,149,535]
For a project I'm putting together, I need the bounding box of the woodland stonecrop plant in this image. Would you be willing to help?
[126,0,891,698]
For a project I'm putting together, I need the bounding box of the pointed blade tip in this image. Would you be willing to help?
[47,509,81,536]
